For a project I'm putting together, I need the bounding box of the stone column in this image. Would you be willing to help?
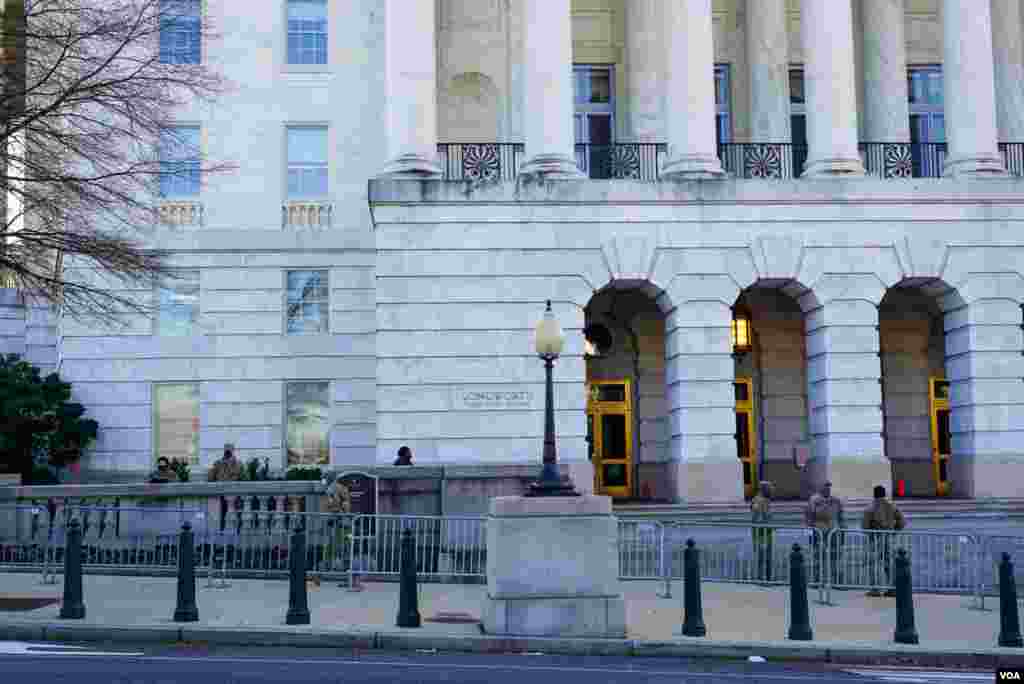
[662,0,724,179]
[625,0,664,142]
[665,300,741,501]
[805,297,888,501]
[991,0,1024,141]
[861,0,910,142]
[945,297,1024,498]
[942,0,1006,176]
[379,0,441,177]
[746,0,790,143]
[800,0,865,176]
[518,0,584,179]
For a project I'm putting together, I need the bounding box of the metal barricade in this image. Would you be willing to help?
[822,527,983,606]
[347,514,487,584]
[974,534,1024,609]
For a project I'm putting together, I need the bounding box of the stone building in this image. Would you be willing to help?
[9,0,1024,504]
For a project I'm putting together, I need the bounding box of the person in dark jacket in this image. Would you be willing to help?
[393,445,413,466]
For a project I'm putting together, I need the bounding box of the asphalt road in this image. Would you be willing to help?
[0,641,997,684]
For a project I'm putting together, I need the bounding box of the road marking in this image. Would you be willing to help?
[843,668,992,683]
[0,641,143,657]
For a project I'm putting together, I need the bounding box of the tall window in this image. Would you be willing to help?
[286,381,330,466]
[286,126,328,198]
[159,126,201,197]
[908,66,945,142]
[789,67,807,175]
[286,269,329,334]
[159,0,201,65]
[155,270,199,336]
[714,64,731,145]
[573,65,614,178]
[908,66,945,177]
[287,0,328,66]
[154,383,200,465]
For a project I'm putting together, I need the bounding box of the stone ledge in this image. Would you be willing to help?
[489,494,612,517]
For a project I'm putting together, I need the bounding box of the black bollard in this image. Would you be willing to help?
[59,518,85,620]
[998,552,1023,648]
[788,544,813,641]
[173,522,199,622]
[285,522,311,625]
[893,548,919,645]
[396,528,421,628]
[681,538,706,637]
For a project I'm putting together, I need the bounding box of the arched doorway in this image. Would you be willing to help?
[879,284,952,497]
[584,287,668,501]
[732,287,813,500]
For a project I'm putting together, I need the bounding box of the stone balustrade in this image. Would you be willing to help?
[158,201,204,227]
[282,201,332,229]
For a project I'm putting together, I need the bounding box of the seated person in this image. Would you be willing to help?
[149,457,178,483]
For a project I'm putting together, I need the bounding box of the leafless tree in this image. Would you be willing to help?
[0,0,233,323]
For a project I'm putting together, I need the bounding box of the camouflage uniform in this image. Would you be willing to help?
[208,456,242,482]
[805,492,845,583]
[750,488,774,582]
[325,479,352,571]
[862,498,906,593]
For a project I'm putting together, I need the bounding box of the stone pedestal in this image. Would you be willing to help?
[482,495,625,638]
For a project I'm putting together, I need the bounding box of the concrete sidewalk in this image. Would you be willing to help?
[0,573,1021,668]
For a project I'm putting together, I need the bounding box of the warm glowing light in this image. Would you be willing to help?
[731,312,751,352]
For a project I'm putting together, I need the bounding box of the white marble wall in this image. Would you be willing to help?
[370,178,1024,501]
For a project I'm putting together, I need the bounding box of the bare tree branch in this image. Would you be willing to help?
[0,0,235,324]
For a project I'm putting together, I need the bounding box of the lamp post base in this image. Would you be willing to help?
[524,462,580,497]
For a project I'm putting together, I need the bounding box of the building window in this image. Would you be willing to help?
[714,64,731,144]
[154,383,200,466]
[286,269,329,334]
[287,0,328,66]
[155,270,199,336]
[286,126,328,198]
[789,67,807,174]
[159,126,201,197]
[908,66,945,143]
[285,381,330,466]
[159,0,201,65]
[573,65,615,178]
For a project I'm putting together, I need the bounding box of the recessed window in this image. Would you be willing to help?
[286,126,328,198]
[286,269,329,334]
[159,126,201,197]
[155,270,199,337]
[159,0,201,65]
[714,64,731,145]
[287,0,328,66]
[285,381,330,466]
[154,383,200,465]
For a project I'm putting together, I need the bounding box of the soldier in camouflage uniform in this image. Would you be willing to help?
[750,481,774,583]
[804,481,845,584]
[323,476,353,580]
[862,484,905,597]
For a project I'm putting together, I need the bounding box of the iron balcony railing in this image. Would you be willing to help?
[439,141,1024,181]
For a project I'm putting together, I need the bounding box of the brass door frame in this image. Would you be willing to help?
[586,379,633,499]
[735,378,757,499]
[929,376,952,497]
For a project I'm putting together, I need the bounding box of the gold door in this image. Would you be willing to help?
[586,379,633,499]
[929,377,952,497]
[734,378,757,500]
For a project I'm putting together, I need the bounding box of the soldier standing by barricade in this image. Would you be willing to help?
[804,481,845,585]
[862,484,906,597]
[750,481,774,584]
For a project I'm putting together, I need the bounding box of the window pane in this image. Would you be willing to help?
[286,270,329,335]
[154,383,199,465]
[789,69,804,105]
[287,127,327,164]
[590,70,610,104]
[159,126,201,197]
[286,381,330,466]
[157,270,199,336]
[287,0,327,65]
[159,0,201,65]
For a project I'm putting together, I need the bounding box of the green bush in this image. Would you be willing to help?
[0,354,98,481]
[285,464,323,481]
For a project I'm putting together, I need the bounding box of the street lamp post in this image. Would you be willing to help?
[525,300,579,497]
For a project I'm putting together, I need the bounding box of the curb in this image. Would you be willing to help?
[1,620,1023,668]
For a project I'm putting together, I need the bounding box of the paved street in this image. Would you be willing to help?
[0,642,998,683]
